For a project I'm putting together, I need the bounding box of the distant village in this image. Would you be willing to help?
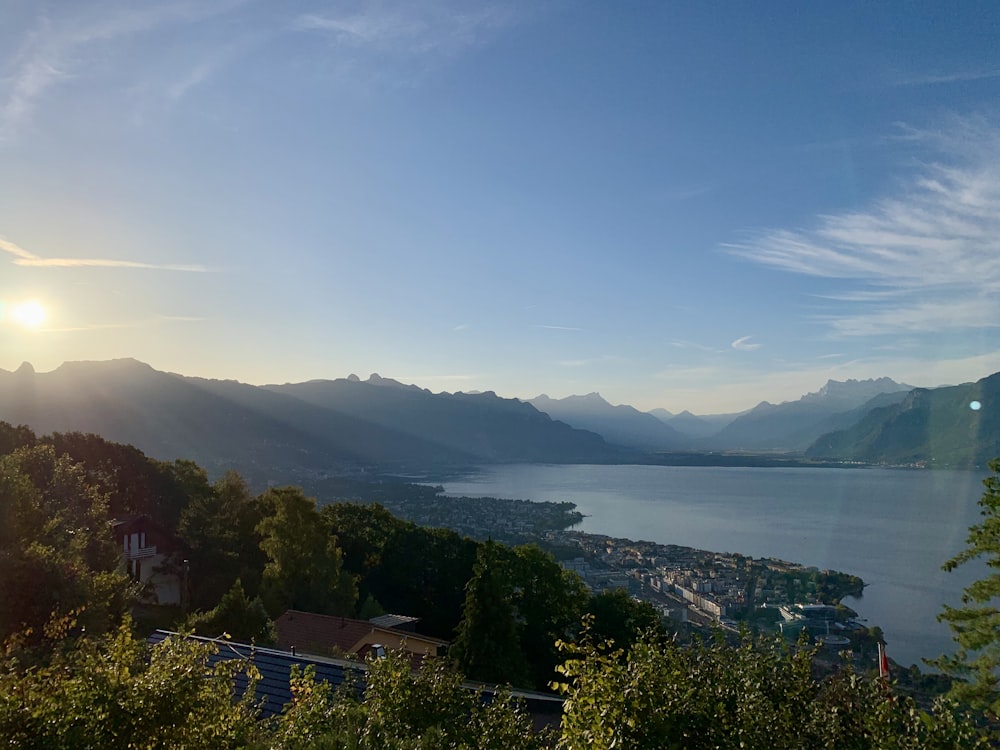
[371,488,868,642]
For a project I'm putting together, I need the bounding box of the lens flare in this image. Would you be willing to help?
[9,301,47,329]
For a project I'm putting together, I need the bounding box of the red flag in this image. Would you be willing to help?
[877,642,889,681]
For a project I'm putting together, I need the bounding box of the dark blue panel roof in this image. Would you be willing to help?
[148,630,365,718]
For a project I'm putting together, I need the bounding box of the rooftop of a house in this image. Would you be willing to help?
[146,630,563,726]
[274,610,449,663]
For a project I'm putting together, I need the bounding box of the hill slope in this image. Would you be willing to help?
[0,360,616,477]
[707,378,913,451]
[806,372,1000,468]
[527,393,685,449]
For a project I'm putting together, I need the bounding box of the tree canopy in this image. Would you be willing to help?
[928,458,1000,713]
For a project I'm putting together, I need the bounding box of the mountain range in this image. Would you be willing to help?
[806,372,1000,468]
[0,359,996,476]
[0,359,616,482]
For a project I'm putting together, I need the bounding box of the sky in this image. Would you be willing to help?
[2,1,999,414]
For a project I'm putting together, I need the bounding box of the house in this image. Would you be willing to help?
[275,610,449,666]
[111,515,184,606]
[147,630,564,726]
[148,630,363,717]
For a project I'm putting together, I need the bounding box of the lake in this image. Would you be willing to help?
[438,464,990,669]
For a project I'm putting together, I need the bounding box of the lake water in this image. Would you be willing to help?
[439,464,991,669]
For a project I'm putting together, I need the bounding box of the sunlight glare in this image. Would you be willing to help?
[9,300,47,329]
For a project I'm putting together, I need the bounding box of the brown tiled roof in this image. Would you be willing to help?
[275,611,375,657]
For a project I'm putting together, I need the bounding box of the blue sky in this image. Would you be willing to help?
[2,1,999,413]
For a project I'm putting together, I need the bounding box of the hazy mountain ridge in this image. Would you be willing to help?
[527,393,686,450]
[703,378,914,451]
[266,376,614,463]
[806,372,1000,468]
[2,360,996,471]
[0,360,617,477]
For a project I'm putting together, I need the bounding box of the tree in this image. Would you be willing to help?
[0,619,263,749]
[554,627,988,749]
[511,544,589,690]
[271,650,548,749]
[257,487,356,617]
[928,458,1000,713]
[452,540,531,687]
[0,445,131,643]
[178,470,263,610]
[584,588,664,652]
[186,579,275,645]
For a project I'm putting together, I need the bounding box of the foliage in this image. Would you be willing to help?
[257,487,358,618]
[928,458,1000,714]
[553,626,989,749]
[178,469,265,610]
[47,431,195,531]
[0,445,131,643]
[0,619,263,749]
[452,540,532,687]
[511,544,590,690]
[325,501,478,638]
[583,588,664,652]
[270,651,548,750]
[186,578,275,645]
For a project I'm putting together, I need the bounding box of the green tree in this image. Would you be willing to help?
[0,445,130,643]
[511,544,589,690]
[554,627,988,749]
[452,540,531,687]
[584,588,664,651]
[0,619,263,749]
[186,579,275,645]
[928,457,1000,713]
[257,487,357,617]
[178,469,265,610]
[271,651,548,749]
[325,502,477,639]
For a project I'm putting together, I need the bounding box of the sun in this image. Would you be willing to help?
[9,300,47,329]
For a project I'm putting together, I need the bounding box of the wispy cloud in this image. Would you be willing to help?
[0,237,208,272]
[533,324,583,332]
[1,1,244,138]
[452,323,471,332]
[726,118,1000,337]
[292,2,519,58]
[670,339,725,354]
[730,335,761,351]
[559,355,625,368]
[892,69,1000,88]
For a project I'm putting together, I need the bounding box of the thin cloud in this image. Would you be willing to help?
[726,119,1000,337]
[533,324,583,332]
[670,339,725,354]
[0,237,209,272]
[559,355,625,368]
[452,323,471,332]
[1,1,245,138]
[731,336,761,351]
[292,2,518,57]
[892,69,1000,88]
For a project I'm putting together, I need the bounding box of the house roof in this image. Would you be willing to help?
[148,630,365,718]
[275,610,449,662]
[275,610,376,656]
[368,613,420,630]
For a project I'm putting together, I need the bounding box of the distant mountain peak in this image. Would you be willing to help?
[15,361,34,375]
[803,377,911,403]
[365,373,418,391]
[346,373,361,382]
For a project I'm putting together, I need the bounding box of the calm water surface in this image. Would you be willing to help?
[439,464,989,669]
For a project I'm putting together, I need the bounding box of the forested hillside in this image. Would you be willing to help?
[807,372,1000,468]
[0,421,994,747]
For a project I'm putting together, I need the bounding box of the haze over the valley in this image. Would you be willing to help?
[2,3,999,413]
